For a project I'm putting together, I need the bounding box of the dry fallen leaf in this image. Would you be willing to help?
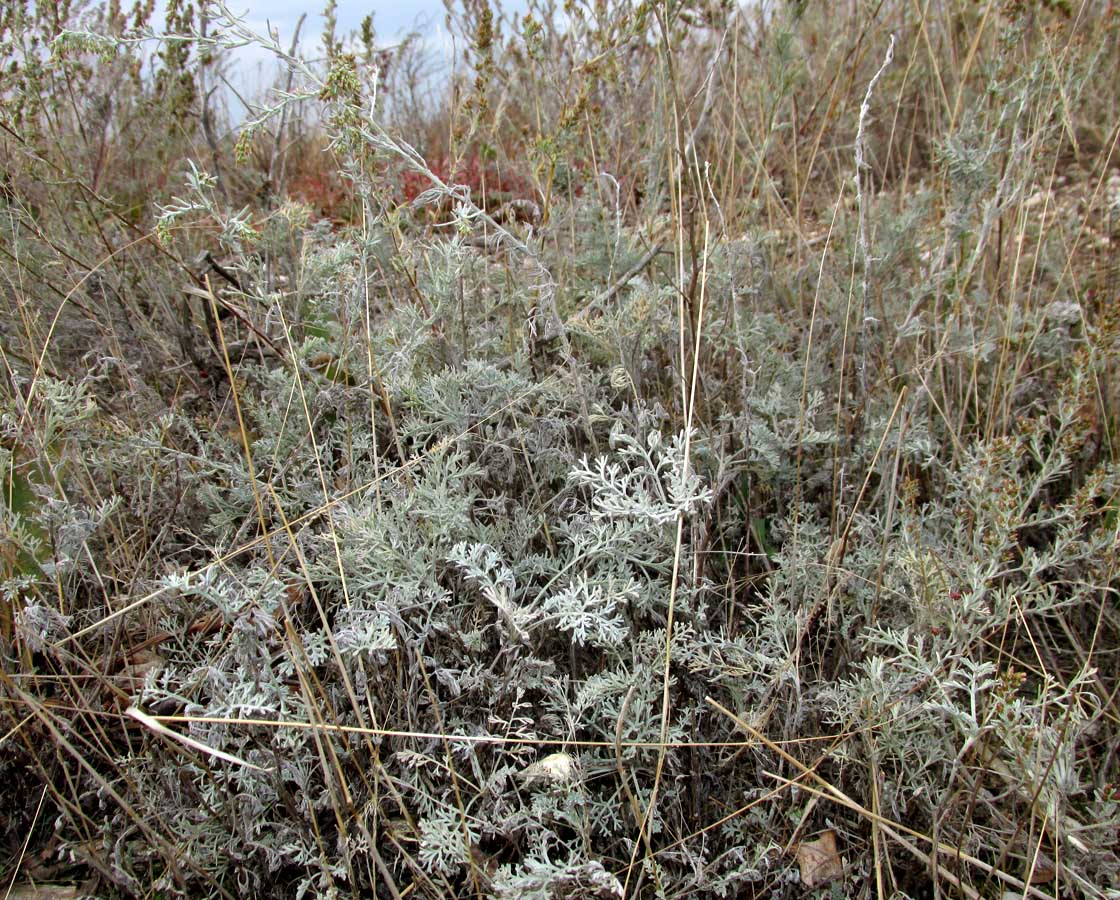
[3,885,83,900]
[1025,851,1056,884]
[796,829,844,888]
[118,649,166,693]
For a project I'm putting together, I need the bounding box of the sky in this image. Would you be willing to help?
[212,2,450,98]
[190,1,527,109]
